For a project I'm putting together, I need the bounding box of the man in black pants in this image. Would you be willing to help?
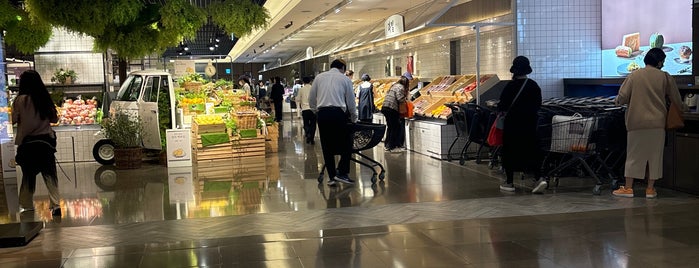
[297,76,316,144]
[270,77,285,122]
[309,59,358,186]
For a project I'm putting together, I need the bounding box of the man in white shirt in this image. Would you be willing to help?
[309,59,358,186]
[297,76,316,144]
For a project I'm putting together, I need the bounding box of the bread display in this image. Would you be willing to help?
[622,32,640,52]
[615,46,633,58]
[650,33,664,49]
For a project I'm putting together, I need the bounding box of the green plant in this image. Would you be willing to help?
[1,9,52,54]
[51,68,78,84]
[176,73,206,84]
[157,80,172,149]
[209,0,270,38]
[102,111,143,148]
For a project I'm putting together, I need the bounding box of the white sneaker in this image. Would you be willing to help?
[499,183,515,192]
[327,179,338,187]
[532,179,548,194]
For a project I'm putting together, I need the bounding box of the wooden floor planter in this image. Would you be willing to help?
[114,147,143,169]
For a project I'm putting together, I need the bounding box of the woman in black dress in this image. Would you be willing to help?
[497,56,544,193]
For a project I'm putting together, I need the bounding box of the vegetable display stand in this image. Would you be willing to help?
[265,124,279,153]
[231,137,266,159]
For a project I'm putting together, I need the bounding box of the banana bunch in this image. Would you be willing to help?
[194,114,224,125]
[430,106,448,117]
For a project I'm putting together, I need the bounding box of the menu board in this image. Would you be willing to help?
[602,0,692,76]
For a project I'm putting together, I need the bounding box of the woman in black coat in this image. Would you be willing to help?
[498,56,545,193]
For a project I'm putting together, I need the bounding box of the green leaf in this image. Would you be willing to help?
[3,10,52,54]
[209,0,270,37]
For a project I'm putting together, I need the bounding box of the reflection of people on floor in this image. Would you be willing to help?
[325,186,353,208]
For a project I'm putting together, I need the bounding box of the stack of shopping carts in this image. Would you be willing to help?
[445,102,498,165]
[537,96,626,195]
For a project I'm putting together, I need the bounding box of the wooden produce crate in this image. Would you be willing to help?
[195,157,267,180]
[192,121,226,135]
[231,137,266,158]
[265,124,279,153]
[235,112,258,129]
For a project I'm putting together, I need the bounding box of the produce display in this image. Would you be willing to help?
[194,114,225,125]
[413,74,499,119]
[59,97,99,125]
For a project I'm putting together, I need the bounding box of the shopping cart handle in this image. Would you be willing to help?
[603,107,624,111]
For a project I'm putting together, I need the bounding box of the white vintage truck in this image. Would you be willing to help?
[93,70,178,164]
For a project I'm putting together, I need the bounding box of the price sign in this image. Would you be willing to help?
[166,129,192,167]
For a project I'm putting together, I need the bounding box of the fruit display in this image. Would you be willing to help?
[430,105,449,117]
[455,75,493,94]
[425,76,457,92]
[412,98,432,115]
[59,97,98,125]
[194,114,224,125]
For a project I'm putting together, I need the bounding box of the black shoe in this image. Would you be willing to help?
[333,174,355,185]
[50,206,61,216]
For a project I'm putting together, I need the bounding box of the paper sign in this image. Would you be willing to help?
[1,139,16,177]
[166,129,192,167]
[168,166,194,204]
[385,15,405,38]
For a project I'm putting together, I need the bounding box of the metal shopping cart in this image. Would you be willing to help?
[317,122,387,184]
[446,103,495,165]
[539,105,624,195]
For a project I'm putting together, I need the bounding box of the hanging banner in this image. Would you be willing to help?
[385,15,405,38]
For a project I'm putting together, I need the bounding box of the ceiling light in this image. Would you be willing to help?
[335,8,341,13]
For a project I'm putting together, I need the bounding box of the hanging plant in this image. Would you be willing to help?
[3,10,52,54]
[209,0,270,38]
[160,0,207,40]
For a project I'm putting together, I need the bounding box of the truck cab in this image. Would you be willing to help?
[93,70,177,164]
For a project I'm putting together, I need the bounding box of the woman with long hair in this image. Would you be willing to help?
[13,70,61,216]
[381,75,410,153]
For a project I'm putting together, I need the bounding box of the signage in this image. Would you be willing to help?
[166,129,192,167]
[1,139,16,178]
[385,15,405,38]
[168,166,194,204]
[174,60,196,77]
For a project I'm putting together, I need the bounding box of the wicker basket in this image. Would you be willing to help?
[235,112,258,129]
[182,81,203,91]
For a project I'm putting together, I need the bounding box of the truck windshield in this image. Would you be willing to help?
[116,75,144,101]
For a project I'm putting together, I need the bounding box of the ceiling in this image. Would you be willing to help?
[228,0,472,66]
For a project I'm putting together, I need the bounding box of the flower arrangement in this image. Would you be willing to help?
[51,68,78,84]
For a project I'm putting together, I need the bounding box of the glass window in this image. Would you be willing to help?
[116,76,143,101]
[142,77,161,103]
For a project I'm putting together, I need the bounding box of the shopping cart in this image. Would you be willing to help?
[317,122,387,184]
[446,103,495,165]
[539,106,623,195]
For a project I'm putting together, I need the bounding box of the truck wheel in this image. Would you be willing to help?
[93,139,115,165]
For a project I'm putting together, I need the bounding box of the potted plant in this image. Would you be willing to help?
[51,68,78,84]
[101,111,144,169]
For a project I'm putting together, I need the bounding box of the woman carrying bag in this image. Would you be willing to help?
[497,56,544,193]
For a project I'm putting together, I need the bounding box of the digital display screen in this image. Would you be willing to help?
[225,68,231,74]
[602,0,692,76]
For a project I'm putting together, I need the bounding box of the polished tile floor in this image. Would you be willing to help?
[1,115,698,267]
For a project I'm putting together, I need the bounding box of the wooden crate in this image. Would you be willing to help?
[231,137,266,158]
[192,121,226,135]
[195,157,267,180]
[265,139,278,153]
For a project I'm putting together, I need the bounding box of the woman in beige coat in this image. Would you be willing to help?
[613,48,685,198]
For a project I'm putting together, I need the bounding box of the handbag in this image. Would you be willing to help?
[487,119,504,146]
[400,101,414,118]
[666,101,684,130]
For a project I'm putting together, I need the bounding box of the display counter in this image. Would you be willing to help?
[53,124,103,163]
[663,113,699,194]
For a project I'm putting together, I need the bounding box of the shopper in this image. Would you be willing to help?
[270,77,285,122]
[13,70,61,216]
[256,80,267,109]
[613,48,686,198]
[498,56,544,193]
[292,79,303,118]
[345,70,354,80]
[381,75,410,153]
[357,74,375,123]
[309,59,358,186]
[238,76,252,96]
[297,76,317,144]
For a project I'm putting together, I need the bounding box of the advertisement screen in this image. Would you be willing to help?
[602,0,692,76]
